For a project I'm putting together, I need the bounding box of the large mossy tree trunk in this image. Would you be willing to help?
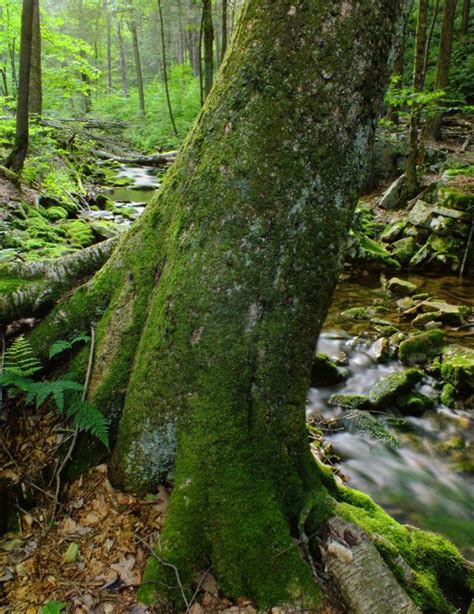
[30,0,467,609]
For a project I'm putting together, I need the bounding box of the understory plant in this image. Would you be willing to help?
[0,334,109,447]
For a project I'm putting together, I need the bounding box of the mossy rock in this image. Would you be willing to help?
[43,206,69,221]
[437,186,474,212]
[380,220,408,243]
[427,234,465,273]
[440,383,457,408]
[440,345,474,392]
[328,394,370,410]
[340,306,383,321]
[411,312,441,328]
[390,237,418,266]
[420,301,470,326]
[311,353,347,387]
[387,277,418,296]
[409,244,432,268]
[398,330,445,366]
[396,392,434,416]
[368,368,423,407]
[60,220,95,248]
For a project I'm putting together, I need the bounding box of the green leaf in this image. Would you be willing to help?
[40,602,67,614]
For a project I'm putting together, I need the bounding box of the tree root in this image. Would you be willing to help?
[0,238,117,326]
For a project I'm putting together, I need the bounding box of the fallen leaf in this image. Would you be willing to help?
[110,554,139,586]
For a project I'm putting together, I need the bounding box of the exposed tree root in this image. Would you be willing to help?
[0,238,117,326]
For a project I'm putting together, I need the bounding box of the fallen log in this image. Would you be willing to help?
[96,149,178,167]
[0,238,117,327]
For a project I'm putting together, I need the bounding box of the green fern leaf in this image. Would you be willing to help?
[67,399,109,448]
[4,336,42,376]
[49,335,91,359]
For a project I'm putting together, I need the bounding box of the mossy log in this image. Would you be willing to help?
[0,238,117,326]
[23,0,473,610]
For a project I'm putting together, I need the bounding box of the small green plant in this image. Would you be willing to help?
[40,601,67,614]
[0,335,109,447]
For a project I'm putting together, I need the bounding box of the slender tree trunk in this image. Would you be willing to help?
[405,0,429,197]
[28,0,416,608]
[422,0,440,81]
[9,40,18,95]
[0,68,8,98]
[80,49,92,113]
[202,0,214,97]
[104,0,112,93]
[157,0,179,137]
[430,0,457,139]
[388,31,405,125]
[461,0,470,32]
[29,0,42,117]
[198,6,204,105]
[115,18,128,97]
[5,0,34,173]
[129,19,145,115]
[221,0,228,62]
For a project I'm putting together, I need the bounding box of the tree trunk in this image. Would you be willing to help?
[28,0,413,608]
[129,19,145,115]
[461,0,470,32]
[221,0,228,62]
[4,0,34,173]
[202,0,214,97]
[405,0,429,197]
[388,31,406,125]
[157,0,179,137]
[430,0,457,139]
[29,0,42,117]
[115,18,128,97]
[104,0,112,94]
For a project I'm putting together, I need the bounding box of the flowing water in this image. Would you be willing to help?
[104,165,474,559]
[311,275,474,559]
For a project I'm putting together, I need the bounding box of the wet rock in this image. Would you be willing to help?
[440,383,457,408]
[412,292,430,301]
[368,368,423,407]
[341,306,374,320]
[380,220,407,242]
[408,200,432,228]
[311,353,347,387]
[370,337,390,362]
[411,312,440,328]
[396,297,414,310]
[420,301,470,326]
[390,237,418,265]
[396,392,434,416]
[328,394,370,410]
[440,344,474,391]
[379,174,406,210]
[398,329,444,366]
[387,277,418,296]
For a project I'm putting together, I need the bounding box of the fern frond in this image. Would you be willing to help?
[26,379,84,411]
[49,335,91,359]
[67,399,109,448]
[4,336,42,376]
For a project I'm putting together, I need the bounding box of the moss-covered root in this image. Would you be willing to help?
[0,238,117,327]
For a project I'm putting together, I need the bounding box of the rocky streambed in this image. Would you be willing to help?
[310,272,474,560]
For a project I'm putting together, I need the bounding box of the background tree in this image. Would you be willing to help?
[4,0,34,172]
[29,0,41,116]
[202,0,213,97]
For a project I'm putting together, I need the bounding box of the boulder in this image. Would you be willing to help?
[396,392,434,416]
[370,337,390,362]
[429,214,469,240]
[387,277,418,296]
[409,244,431,268]
[440,344,474,391]
[398,329,444,366]
[311,353,347,387]
[368,368,423,406]
[411,312,441,328]
[380,220,408,243]
[379,174,406,210]
[390,237,418,265]
[420,301,470,326]
[408,200,432,228]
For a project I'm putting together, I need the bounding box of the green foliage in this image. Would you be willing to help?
[40,602,67,614]
[0,335,109,447]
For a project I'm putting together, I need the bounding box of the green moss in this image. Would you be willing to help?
[368,368,423,406]
[440,345,474,391]
[440,383,457,408]
[396,392,434,416]
[60,220,95,247]
[311,353,347,387]
[398,329,445,366]
[328,393,370,410]
[43,206,69,221]
[437,186,474,212]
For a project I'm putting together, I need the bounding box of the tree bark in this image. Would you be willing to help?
[115,17,128,97]
[461,0,470,32]
[29,0,42,117]
[104,0,112,94]
[202,0,214,97]
[221,0,228,62]
[405,0,429,197]
[129,19,145,115]
[430,0,457,139]
[157,0,179,137]
[4,0,34,173]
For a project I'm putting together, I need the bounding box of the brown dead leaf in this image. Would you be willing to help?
[110,554,139,586]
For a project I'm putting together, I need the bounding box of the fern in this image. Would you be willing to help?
[66,397,110,448]
[25,380,84,411]
[49,334,91,359]
[4,335,42,376]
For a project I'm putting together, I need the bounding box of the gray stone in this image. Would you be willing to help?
[379,174,406,210]
[408,200,432,228]
[387,277,418,296]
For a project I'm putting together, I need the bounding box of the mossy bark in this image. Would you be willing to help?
[29,0,418,608]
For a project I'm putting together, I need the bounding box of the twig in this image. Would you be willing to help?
[52,326,96,517]
[187,567,211,614]
[135,535,190,609]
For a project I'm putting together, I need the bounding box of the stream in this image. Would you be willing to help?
[101,166,474,560]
